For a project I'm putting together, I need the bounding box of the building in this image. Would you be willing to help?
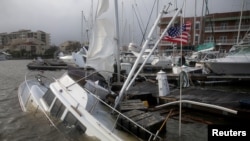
[0,30,50,55]
[203,11,250,51]
[59,41,81,52]
[159,10,250,52]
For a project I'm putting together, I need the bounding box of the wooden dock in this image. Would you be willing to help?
[117,109,166,140]
[139,72,250,82]
[123,80,250,124]
[159,87,250,121]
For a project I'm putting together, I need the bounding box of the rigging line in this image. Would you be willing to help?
[139,0,157,46]
[132,4,145,43]
[134,0,146,29]
[66,70,128,89]
[205,0,216,45]
[82,11,90,44]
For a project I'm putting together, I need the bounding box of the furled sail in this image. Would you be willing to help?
[86,0,116,81]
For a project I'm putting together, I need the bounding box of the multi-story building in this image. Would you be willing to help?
[59,41,81,52]
[204,11,250,51]
[0,30,50,55]
[159,10,250,52]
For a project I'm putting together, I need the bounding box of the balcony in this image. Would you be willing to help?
[205,25,250,33]
[204,39,238,46]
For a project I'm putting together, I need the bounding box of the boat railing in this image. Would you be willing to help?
[83,86,162,141]
[22,72,44,110]
[63,70,162,140]
[21,71,62,131]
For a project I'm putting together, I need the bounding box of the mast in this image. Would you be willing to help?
[114,6,182,109]
[81,11,83,46]
[114,0,121,82]
[199,0,205,45]
[237,0,245,45]
[193,0,197,45]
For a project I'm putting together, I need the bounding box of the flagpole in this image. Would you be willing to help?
[114,0,121,83]
[179,0,186,137]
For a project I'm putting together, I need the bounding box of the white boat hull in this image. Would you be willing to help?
[18,79,48,112]
[18,73,141,141]
[205,62,250,75]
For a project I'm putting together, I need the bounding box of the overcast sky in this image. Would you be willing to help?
[0,0,249,46]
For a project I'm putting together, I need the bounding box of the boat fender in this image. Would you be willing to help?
[178,71,190,88]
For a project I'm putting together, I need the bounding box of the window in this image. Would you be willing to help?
[63,112,86,134]
[233,36,238,43]
[50,99,65,118]
[206,23,215,30]
[219,36,227,43]
[43,89,55,107]
[220,22,227,30]
[195,21,200,29]
[195,34,199,42]
[207,36,214,42]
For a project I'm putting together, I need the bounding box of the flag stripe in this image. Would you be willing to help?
[163,22,192,44]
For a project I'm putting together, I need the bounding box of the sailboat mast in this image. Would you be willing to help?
[114,6,182,109]
[237,0,245,45]
[193,0,197,45]
[114,0,121,82]
[81,11,84,46]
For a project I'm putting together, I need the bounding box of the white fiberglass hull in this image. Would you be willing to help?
[49,74,139,141]
[203,45,250,75]
[18,71,159,141]
[18,79,48,112]
[205,62,250,75]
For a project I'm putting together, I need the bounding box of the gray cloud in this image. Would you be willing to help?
[0,0,249,46]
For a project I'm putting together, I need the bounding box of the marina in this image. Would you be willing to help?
[0,0,250,141]
[16,59,250,141]
[0,60,249,141]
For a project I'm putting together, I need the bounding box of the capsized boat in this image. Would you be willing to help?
[18,70,165,141]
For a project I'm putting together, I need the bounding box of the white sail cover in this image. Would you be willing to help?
[86,0,116,81]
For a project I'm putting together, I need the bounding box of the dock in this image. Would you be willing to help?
[139,72,250,82]
[122,78,250,125]
[27,59,68,70]
[117,108,166,140]
[159,87,250,121]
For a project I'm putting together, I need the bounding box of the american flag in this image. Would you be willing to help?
[162,22,191,44]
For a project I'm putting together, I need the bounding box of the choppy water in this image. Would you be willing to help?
[0,60,207,141]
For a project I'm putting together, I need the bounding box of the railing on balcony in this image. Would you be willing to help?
[205,25,250,32]
[204,39,238,45]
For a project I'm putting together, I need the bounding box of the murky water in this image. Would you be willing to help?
[0,60,208,141]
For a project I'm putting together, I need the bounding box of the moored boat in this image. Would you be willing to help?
[203,44,250,75]
[27,58,68,70]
